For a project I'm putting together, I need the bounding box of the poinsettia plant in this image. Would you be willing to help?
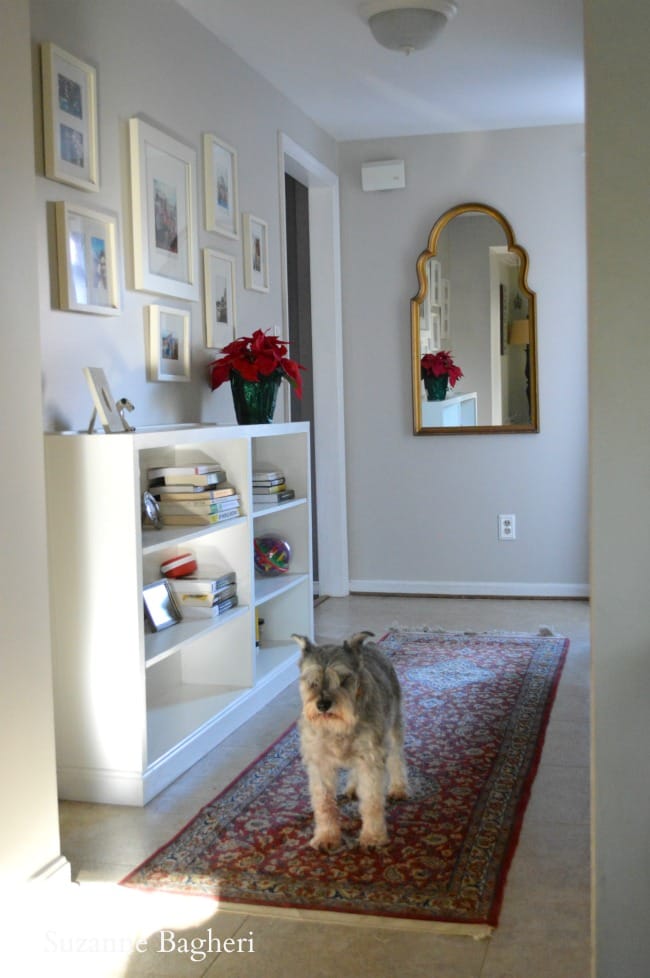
[421,350,464,388]
[208,329,304,398]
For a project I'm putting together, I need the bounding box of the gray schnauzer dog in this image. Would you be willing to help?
[293,631,408,851]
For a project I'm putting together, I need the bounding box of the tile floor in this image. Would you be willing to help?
[20,596,591,977]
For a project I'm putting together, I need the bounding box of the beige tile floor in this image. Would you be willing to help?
[19,596,591,978]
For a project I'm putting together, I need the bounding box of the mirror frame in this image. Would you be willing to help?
[412,202,539,435]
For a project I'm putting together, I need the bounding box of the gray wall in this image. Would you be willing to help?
[30,0,337,432]
[587,0,650,973]
[338,126,588,596]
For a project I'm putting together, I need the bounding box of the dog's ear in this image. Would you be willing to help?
[344,631,374,661]
[292,634,313,659]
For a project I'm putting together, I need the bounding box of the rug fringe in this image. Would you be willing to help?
[212,901,493,939]
[387,624,564,638]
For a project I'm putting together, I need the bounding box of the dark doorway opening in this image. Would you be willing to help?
[284,172,319,584]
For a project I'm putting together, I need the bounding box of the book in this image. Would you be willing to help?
[147,463,226,479]
[159,509,241,526]
[170,571,236,595]
[253,488,296,504]
[253,469,285,481]
[252,477,285,487]
[149,470,227,488]
[180,594,239,619]
[174,584,237,607]
[157,497,240,516]
[250,482,287,494]
[152,483,236,499]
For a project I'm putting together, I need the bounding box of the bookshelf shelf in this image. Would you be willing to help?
[44,422,313,806]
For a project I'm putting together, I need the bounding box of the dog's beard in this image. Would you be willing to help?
[302,696,357,734]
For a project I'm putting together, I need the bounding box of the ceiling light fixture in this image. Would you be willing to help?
[360,0,457,55]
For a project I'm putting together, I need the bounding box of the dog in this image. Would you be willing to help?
[293,631,408,851]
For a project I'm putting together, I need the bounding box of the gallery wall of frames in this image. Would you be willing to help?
[32,0,335,433]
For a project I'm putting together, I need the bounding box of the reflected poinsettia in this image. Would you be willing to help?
[420,350,463,388]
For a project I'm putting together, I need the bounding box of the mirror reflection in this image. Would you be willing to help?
[411,203,538,434]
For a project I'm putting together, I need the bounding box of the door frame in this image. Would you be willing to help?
[277,132,349,597]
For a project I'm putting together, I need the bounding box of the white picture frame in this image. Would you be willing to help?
[203,248,237,348]
[41,42,99,192]
[55,201,120,315]
[243,213,269,293]
[147,304,191,382]
[83,367,124,433]
[203,134,239,239]
[129,117,199,301]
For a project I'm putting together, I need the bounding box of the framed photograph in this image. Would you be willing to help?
[147,304,191,382]
[243,213,269,293]
[41,42,99,192]
[143,579,182,632]
[83,367,124,433]
[129,117,199,301]
[203,248,237,348]
[203,134,239,238]
[55,201,120,315]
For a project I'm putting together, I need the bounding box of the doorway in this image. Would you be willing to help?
[278,133,350,598]
[284,172,319,583]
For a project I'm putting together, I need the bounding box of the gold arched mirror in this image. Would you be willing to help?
[412,203,538,434]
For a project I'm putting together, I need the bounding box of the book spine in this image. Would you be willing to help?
[159,510,241,525]
[157,500,240,515]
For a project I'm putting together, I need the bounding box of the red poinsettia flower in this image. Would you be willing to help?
[421,350,464,388]
[209,329,305,398]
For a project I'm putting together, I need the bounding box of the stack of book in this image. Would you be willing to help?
[169,568,238,619]
[147,462,241,526]
[252,468,295,506]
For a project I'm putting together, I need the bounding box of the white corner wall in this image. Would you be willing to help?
[0,0,66,884]
[338,126,588,596]
[29,0,337,433]
[586,0,650,974]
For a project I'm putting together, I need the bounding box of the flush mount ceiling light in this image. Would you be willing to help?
[360,0,457,54]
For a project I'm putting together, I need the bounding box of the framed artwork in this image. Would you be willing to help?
[41,42,99,192]
[83,367,124,433]
[55,201,120,315]
[203,134,239,238]
[143,580,182,631]
[147,304,191,382]
[129,117,199,301]
[441,278,451,342]
[203,248,237,348]
[243,213,269,293]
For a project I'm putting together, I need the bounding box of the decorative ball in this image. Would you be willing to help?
[254,535,291,576]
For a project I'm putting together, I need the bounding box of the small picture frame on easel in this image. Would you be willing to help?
[83,366,124,433]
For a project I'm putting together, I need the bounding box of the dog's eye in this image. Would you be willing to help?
[341,674,354,688]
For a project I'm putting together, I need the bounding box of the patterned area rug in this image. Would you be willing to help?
[122,629,568,934]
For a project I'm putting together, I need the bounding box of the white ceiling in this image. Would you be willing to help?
[176,0,584,142]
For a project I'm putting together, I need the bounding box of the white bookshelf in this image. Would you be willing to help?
[44,422,313,805]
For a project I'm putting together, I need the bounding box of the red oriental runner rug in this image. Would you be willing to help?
[122,628,568,935]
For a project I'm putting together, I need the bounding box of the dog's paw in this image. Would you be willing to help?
[387,783,409,801]
[309,830,342,852]
[359,828,389,849]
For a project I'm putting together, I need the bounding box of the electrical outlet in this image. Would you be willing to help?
[498,514,516,541]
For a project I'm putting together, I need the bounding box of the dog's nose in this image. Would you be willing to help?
[316,697,332,713]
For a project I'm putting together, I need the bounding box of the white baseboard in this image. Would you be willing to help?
[350,579,590,599]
